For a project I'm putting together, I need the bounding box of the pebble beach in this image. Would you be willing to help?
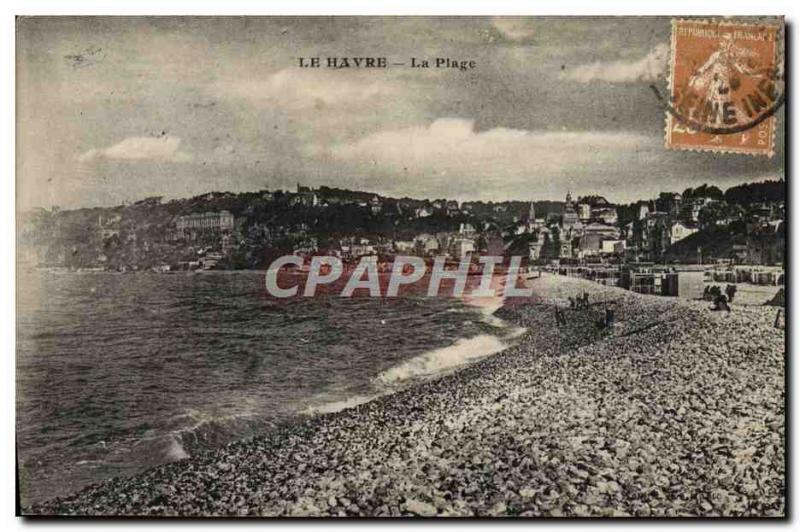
[28,274,785,517]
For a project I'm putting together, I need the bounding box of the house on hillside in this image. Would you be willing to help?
[670,221,698,245]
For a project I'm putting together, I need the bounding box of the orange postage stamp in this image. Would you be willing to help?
[666,19,784,156]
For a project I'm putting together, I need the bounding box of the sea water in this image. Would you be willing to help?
[16,269,523,505]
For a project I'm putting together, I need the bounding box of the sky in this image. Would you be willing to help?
[16,16,785,210]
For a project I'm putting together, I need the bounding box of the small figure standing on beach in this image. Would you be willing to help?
[726,284,737,303]
[775,309,784,329]
[555,306,566,326]
[605,303,616,328]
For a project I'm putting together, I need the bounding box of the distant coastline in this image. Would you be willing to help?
[18,179,784,275]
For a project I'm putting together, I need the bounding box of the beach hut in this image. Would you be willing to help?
[662,270,705,299]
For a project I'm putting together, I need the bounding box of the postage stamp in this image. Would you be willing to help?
[666,19,784,156]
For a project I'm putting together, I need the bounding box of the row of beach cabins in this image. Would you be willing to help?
[553,263,784,300]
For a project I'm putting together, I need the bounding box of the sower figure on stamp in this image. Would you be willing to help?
[689,33,761,128]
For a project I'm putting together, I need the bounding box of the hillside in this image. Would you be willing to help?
[665,223,785,265]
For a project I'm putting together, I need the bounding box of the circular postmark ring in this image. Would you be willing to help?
[651,75,785,136]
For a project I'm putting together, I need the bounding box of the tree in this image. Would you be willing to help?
[724,179,785,206]
[698,202,729,229]
[682,184,723,200]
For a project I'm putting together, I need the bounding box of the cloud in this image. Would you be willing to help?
[210,68,398,110]
[316,118,655,200]
[561,43,670,83]
[78,136,192,163]
[492,17,536,41]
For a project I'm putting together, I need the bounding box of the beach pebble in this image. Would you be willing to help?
[403,499,437,517]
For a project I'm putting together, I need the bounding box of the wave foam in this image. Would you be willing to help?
[376,334,508,385]
[165,435,189,460]
[463,292,527,338]
[302,394,380,415]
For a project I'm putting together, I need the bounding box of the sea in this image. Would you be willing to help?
[16,270,525,506]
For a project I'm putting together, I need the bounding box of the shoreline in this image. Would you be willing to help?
[27,274,785,517]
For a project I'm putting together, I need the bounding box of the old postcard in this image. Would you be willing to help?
[16,16,785,517]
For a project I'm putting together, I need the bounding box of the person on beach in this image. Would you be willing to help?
[709,285,722,299]
[775,308,784,329]
[555,306,566,326]
[605,303,616,328]
[712,293,731,312]
[726,284,737,303]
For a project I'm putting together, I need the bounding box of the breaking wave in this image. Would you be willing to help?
[376,334,509,384]
[302,394,380,415]
[375,277,529,386]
